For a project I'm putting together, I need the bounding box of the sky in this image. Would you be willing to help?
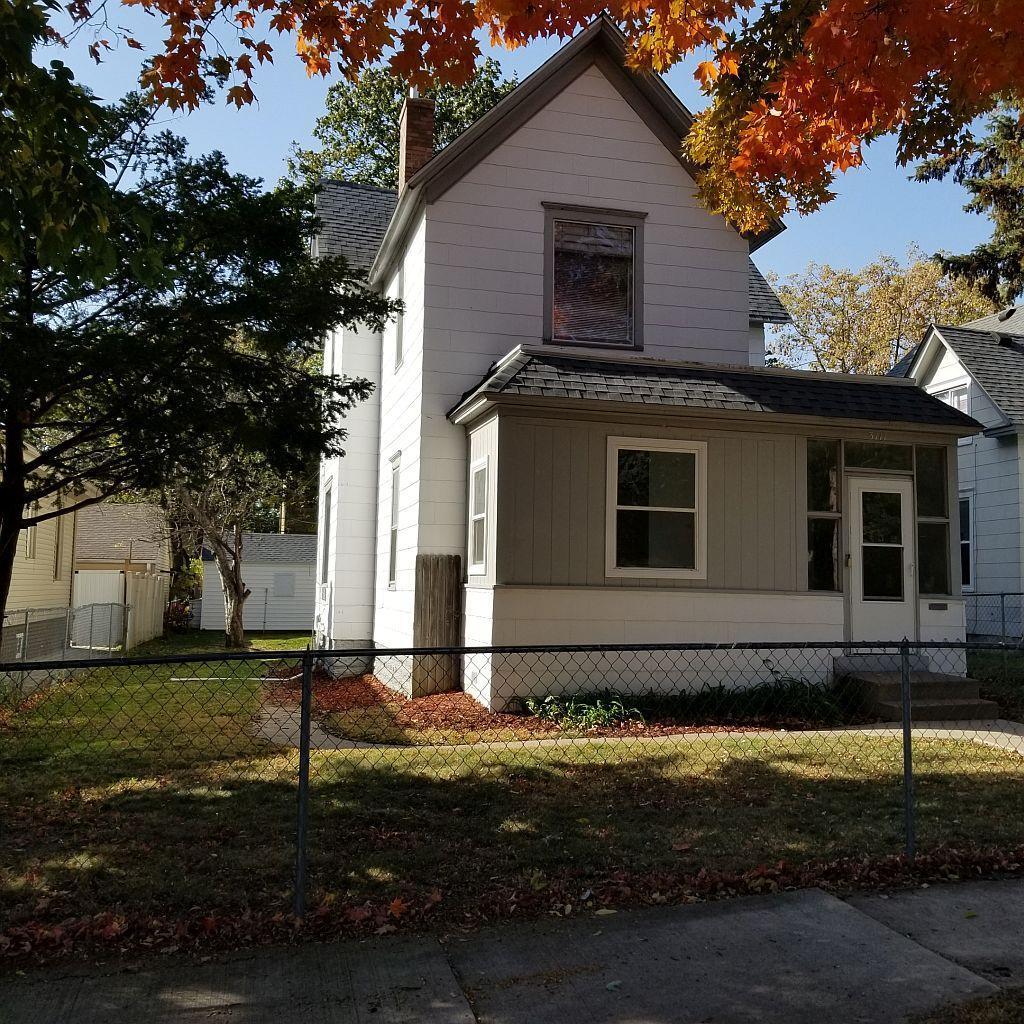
[55,23,992,282]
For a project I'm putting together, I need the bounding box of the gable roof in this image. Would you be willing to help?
[449,347,980,432]
[314,181,397,273]
[314,180,788,324]
[361,16,783,287]
[890,308,1024,426]
[75,503,170,567]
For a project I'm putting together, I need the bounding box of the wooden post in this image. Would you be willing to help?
[411,553,462,696]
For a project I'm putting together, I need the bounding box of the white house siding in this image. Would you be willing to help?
[410,61,753,611]
[372,214,428,649]
[316,321,382,648]
[201,560,315,632]
[921,340,1022,601]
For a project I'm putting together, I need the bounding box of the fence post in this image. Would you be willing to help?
[293,648,313,918]
[900,638,916,861]
[22,609,30,661]
[89,604,96,659]
[1001,593,1007,644]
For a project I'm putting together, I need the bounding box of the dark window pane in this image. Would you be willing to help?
[961,542,971,588]
[918,522,951,595]
[862,491,902,545]
[807,440,840,512]
[862,546,904,600]
[553,221,633,343]
[808,517,840,591]
[959,497,970,543]
[617,450,695,509]
[845,442,913,471]
[915,446,948,517]
[616,509,695,569]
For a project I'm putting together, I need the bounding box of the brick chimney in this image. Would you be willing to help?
[398,90,435,191]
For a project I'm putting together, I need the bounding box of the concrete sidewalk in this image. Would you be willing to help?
[4,881,1024,1024]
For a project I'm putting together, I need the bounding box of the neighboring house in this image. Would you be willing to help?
[200,533,316,633]
[74,503,172,575]
[313,17,978,704]
[891,307,1024,629]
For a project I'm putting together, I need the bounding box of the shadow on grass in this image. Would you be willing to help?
[5,737,1024,932]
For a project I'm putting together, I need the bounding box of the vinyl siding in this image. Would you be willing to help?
[917,338,1022,594]
[201,560,315,632]
[6,510,75,614]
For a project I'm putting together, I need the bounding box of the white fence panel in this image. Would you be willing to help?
[125,572,168,650]
[72,570,125,607]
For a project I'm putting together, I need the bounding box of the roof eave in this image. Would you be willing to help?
[449,389,981,436]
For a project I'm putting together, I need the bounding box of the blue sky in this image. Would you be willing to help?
[56,26,991,280]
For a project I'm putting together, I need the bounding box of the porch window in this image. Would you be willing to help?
[544,204,644,349]
[468,458,487,574]
[606,437,706,578]
[915,445,951,595]
[806,439,841,591]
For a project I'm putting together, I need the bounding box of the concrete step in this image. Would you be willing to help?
[872,697,1000,722]
[839,671,982,702]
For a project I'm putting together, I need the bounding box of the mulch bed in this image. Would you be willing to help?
[263,669,839,741]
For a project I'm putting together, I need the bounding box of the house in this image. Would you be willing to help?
[891,307,1024,634]
[2,499,78,661]
[313,17,979,705]
[200,533,317,634]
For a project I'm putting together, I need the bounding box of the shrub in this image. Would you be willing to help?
[524,694,645,730]
[163,600,192,633]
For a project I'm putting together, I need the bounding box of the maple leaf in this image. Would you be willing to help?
[388,896,409,919]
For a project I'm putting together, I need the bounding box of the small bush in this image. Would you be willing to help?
[524,694,645,730]
[163,600,192,633]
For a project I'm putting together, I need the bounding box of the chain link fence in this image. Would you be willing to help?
[965,592,1024,642]
[3,640,1024,954]
[0,602,127,665]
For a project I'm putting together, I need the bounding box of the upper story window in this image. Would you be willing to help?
[932,383,971,445]
[543,204,645,350]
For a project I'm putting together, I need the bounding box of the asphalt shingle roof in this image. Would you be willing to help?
[748,260,790,323]
[313,181,789,323]
[929,322,1024,425]
[450,349,979,429]
[241,533,317,564]
[314,181,397,273]
[76,504,170,569]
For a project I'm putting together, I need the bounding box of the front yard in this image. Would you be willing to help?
[4,639,1024,962]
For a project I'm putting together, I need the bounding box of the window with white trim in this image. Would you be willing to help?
[388,460,400,586]
[932,383,971,445]
[959,494,974,590]
[23,524,36,560]
[606,438,706,578]
[468,459,487,574]
[52,517,63,580]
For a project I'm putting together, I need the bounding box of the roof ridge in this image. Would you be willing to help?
[317,179,398,196]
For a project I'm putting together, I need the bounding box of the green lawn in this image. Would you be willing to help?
[3,653,1024,957]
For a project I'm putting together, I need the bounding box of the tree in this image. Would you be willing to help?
[916,109,1024,306]
[287,59,517,192]
[770,248,994,374]
[0,89,396,628]
[60,0,1024,232]
[170,452,334,647]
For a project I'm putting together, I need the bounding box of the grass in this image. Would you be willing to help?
[914,990,1024,1023]
[134,629,312,656]
[3,652,1024,954]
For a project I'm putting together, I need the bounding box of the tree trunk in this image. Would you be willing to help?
[0,422,28,636]
[211,523,249,649]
